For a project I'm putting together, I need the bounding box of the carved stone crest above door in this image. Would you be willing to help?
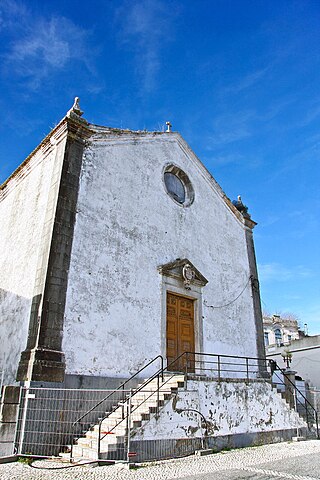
[158,258,208,290]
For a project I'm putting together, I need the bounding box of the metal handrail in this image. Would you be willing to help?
[71,351,320,461]
[273,364,319,438]
[95,351,270,458]
[72,355,163,427]
[70,354,163,460]
[97,373,178,455]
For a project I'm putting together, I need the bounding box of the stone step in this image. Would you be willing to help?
[72,445,99,460]
[135,377,184,390]
[91,425,127,436]
[59,452,71,460]
[95,423,127,434]
[66,373,185,461]
[136,381,184,392]
[131,387,176,398]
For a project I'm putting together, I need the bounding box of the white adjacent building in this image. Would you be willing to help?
[263,314,300,348]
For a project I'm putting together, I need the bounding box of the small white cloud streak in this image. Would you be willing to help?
[115,0,175,92]
[223,66,270,94]
[1,1,94,90]
[205,110,255,147]
[258,262,313,283]
[260,215,281,228]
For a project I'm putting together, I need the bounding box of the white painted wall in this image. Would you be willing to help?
[63,131,258,378]
[133,379,306,440]
[267,335,320,389]
[0,143,64,384]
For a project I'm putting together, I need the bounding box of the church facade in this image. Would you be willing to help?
[0,99,265,387]
[0,100,310,459]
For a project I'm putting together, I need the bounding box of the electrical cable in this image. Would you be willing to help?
[204,275,253,309]
[29,459,107,470]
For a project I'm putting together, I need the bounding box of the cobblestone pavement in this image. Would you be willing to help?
[1,440,320,480]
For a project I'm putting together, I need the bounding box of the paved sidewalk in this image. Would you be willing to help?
[0,440,320,480]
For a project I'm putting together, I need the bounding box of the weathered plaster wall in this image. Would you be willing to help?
[63,132,258,377]
[0,142,64,384]
[133,379,305,440]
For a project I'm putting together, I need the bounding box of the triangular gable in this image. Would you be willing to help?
[174,133,257,228]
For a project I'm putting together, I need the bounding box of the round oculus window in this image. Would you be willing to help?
[163,165,194,207]
[164,172,186,204]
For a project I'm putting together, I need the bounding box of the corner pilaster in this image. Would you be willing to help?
[17,113,92,382]
[243,217,266,363]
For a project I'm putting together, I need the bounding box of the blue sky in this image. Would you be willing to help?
[0,0,319,333]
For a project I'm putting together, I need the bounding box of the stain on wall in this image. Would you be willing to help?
[63,131,258,378]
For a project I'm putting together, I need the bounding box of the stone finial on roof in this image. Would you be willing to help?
[166,121,172,132]
[67,97,84,118]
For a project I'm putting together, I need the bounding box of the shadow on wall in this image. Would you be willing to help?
[0,288,32,385]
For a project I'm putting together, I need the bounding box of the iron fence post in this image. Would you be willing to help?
[126,390,132,463]
[122,384,125,419]
[305,398,308,425]
[18,382,31,455]
[246,357,249,381]
[218,355,221,381]
[161,356,164,382]
[157,374,160,415]
[98,420,102,460]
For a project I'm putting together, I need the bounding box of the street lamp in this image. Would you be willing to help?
[281,350,292,369]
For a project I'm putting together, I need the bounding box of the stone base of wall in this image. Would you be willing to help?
[28,373,135,390]
[101,428,307,462]
[1,376,309,460]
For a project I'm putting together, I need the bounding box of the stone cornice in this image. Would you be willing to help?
[0,115,92,200]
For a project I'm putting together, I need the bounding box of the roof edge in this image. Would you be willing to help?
[0,114,91,192]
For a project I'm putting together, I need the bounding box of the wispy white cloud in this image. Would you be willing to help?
[295,103,320,128]
[208,153,243,166]
[0,1,95,90]
[205,152,262,171]
[204,109,256,148]
[0,0,28,31]
[260,214,281,228]
[265,134,320,184]
[223,66,270,94]
[258,262,313,283]
[115,0,176,92]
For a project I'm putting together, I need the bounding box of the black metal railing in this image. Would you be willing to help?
[70,354,163,460]
[272,363,319,438]
[71,351,320,462]
[94,351,271,459]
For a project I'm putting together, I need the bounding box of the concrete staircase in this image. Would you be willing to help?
[272,378,318,438]
[70,374,185,461]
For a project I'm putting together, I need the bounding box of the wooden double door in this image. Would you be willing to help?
[166,292,195,372]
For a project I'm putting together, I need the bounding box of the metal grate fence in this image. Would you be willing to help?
[15,387,128,457]
[13,353,272,460]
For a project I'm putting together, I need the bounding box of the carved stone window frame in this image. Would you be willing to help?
[162,164,195,207]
